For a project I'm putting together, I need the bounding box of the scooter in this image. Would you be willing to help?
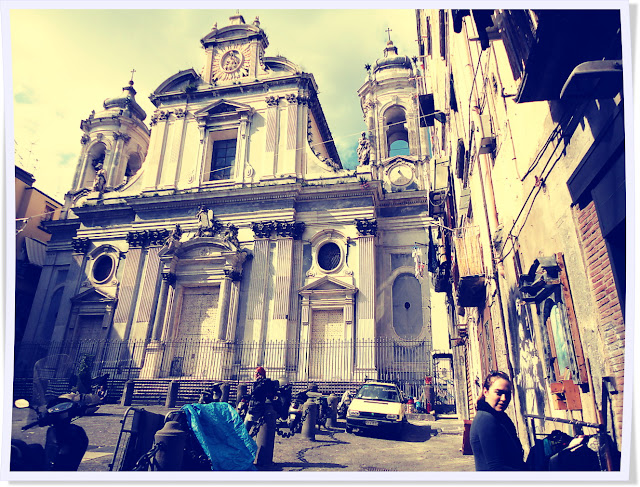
[337,390,354,419]
[11,397,89,471]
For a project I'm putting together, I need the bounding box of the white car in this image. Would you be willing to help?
[345,381,407,437]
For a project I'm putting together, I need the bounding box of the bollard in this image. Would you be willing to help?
[255,402,277,468]
[153,420,187,471]
[301,398,317,440]
[165,380,179,408]
[237,383,248,404]
[221,382,231,403]
[327,393,339,429]
[121,380,134,406]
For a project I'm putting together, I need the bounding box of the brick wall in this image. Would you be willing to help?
[576,200,624,447]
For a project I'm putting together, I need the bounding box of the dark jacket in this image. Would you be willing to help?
[470,399,527,471]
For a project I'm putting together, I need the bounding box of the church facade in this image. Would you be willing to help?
[20,14,436,388]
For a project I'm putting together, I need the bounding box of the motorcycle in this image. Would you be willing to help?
[12,398,89,470]
[198,382,223,404]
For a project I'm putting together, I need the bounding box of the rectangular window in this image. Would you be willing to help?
[439,10,447,60]
[210,138,236,180]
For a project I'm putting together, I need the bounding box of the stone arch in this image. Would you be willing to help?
[383,105,410,158]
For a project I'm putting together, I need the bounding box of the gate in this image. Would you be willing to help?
[433,353,456,414]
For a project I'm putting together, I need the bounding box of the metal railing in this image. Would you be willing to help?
[14,338,432,396]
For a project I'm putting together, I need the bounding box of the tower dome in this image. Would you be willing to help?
[99,80,147,121]
[373,40,412,73]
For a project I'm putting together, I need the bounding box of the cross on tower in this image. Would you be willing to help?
[130,69,136,82]
[385,28,392,42]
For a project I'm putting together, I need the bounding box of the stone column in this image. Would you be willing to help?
[143,110,170,191]
[112,245,142,341]
[152,272,175,341]
[107,133,126,186]
[282,94,299,176]
[264,96,280,177]
[355,219,377,377]
[246,223,274,345]
[217,273,233,341]
[297,294,312,382]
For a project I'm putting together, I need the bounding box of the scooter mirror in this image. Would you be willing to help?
[14,399,30,409]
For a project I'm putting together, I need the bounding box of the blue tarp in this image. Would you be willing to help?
[182,402,257,471]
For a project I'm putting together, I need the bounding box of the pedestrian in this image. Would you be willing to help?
[244,366,272,434]
[470,371,527,471]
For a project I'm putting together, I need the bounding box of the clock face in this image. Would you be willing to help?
[389,164,414,186]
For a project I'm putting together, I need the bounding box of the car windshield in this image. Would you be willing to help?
[355,385,400,402]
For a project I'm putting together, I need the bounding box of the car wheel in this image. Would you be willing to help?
[345,425,353,434]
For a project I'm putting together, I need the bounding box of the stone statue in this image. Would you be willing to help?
[222,224,240,250]
[196,206,215,236]
[92,163,107,193]
[357,132,370,165]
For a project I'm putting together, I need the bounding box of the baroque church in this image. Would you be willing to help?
[20,14,436,388]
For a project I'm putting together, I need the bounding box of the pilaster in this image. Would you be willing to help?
[264,96,280,177]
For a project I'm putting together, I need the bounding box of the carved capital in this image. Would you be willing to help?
[355,218,378,237]
[275,221,305,239]
[265,96,279,107]
[161,272,176,285]
[127,230,150,248]
[71,237,91,254]
[80,134,90,145]
[224,269,243,282]
[251,221,275,239]
[285,93,298,105]
[113,132,131,143]
[174,108,187,119]
[148,228,170,246]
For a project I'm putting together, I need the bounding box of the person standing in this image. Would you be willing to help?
[470,371,527,471]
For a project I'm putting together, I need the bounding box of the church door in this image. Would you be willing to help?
[309,309,344,380]
[172,286,220,377]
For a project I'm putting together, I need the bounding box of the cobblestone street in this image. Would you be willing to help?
[10,404,474,474]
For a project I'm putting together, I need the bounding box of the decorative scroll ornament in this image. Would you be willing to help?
[71,237,91,254]
[355,218,378,237]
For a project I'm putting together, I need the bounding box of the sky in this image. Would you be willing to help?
[7,4,419,202]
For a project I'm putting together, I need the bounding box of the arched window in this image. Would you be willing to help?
[384,106,410,158]
[125,153,142,181]
[83,142,107,187]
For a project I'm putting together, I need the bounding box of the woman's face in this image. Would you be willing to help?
[483,378,512,412]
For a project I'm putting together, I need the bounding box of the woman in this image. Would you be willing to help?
[470,371,527,471]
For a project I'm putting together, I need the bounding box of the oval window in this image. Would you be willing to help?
[392,273,423,339]
[317,242,341,272]
[93,255,114,283]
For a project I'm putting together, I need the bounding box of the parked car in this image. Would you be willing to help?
[345,381,407,437]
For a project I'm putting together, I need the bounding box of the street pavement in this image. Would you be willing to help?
[10,403,475,473]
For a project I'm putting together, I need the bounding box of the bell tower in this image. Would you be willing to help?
[357,37,428,192]
[71,79,150,195]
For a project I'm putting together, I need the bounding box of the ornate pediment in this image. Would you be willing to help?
[194,99,254,120]
[71,287,116,304]
[299,276,357,296]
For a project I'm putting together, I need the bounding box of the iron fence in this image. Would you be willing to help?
[14,337,432,396]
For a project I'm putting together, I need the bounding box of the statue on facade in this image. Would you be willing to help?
[92,163,107,194]
[196,205,216,237]
[357,132,370,165]
[222,224,240,250]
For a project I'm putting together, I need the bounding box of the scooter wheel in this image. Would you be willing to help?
[345,426,353,434]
